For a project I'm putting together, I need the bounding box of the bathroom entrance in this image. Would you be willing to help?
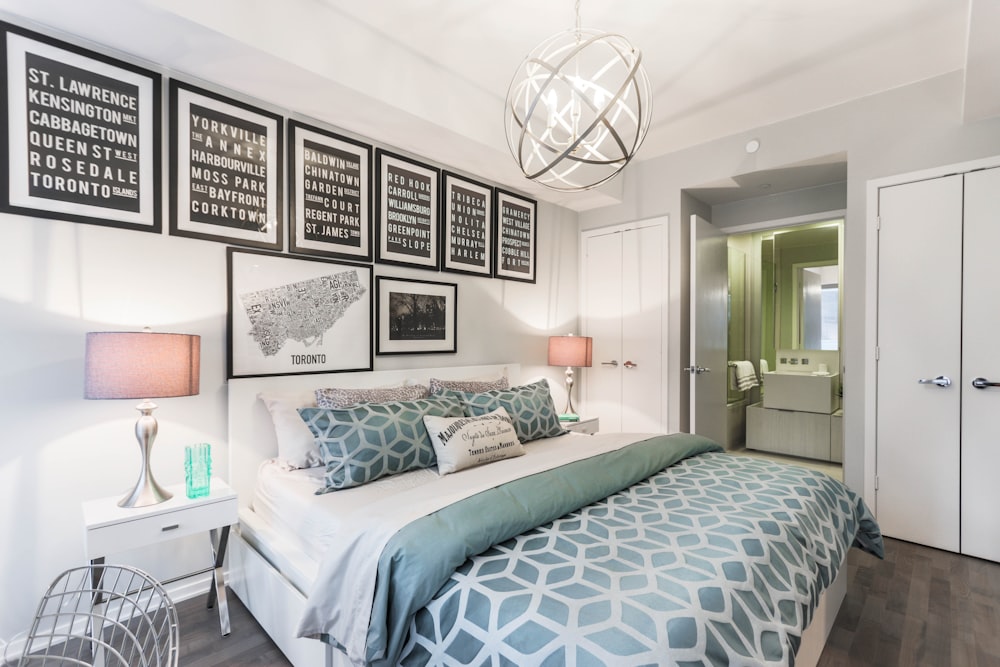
[726,219,844,476]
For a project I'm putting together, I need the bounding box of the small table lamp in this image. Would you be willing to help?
[85,330,201,508]
[548,334,593,420]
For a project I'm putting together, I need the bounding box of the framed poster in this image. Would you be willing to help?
[440,171,493,277]
[376,276,456,355]
[288,119,372,261]
[227,247,372,378]
[1,22,161,231]
[170,81,283,249]
[376,149,439,269]
[494,189,537,283]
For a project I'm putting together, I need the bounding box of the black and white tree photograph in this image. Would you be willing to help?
[388,291,446,341]
[376,276,456,355]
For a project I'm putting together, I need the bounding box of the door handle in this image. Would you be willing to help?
[623,361,637,369]
[917,375,951,387]
[971,377,1000,389]
[601,360,618,367]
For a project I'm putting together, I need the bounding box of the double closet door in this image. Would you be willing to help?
[876,165,1000,562]
[581,220,666,433]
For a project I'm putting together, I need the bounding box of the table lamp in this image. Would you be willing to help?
[85,330,201,508]
[547,334,593,420]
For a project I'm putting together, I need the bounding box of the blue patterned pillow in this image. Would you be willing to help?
[450,379,567,443]
[299,395,464,492]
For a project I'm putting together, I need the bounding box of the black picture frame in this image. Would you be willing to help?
[440,171,493,277]
[170,80,283,249]
[376,275,457,355]
[227,247,373,378]
[375,149,439,269]
[0,21,162,232]
[494,188,537,283]
[288,119,372,262]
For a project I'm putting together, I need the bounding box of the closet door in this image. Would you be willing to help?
[581,223,666,433]
[961,166,1000,562]
[620,224,665,432]
[583,230,624,431]
[875,175,962,552]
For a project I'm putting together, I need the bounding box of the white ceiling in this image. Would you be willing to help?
[1,0,990,211]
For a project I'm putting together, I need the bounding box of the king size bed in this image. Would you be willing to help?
[227,364,882,667]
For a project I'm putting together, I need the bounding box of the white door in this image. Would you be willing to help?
[876,175,962,552]
[688,214,729,447]
[961,166,1000,562]
[621,224,665,432]
[582,223,666,433]
[583,229,624,431]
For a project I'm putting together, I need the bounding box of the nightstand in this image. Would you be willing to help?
[562,417,599,435]
[82,478,238,636]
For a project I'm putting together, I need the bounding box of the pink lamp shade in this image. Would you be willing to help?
[547,335,593,368]
[85,331,200,399]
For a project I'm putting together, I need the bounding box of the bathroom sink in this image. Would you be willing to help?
[763,371,840,414]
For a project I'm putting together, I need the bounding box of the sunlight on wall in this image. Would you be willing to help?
[0,215,41,305]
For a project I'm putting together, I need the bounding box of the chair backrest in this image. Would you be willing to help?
[17,564,178,667]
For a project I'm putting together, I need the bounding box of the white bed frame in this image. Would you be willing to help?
[225,363,844,667]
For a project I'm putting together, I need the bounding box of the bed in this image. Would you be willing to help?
[227,364,882,667]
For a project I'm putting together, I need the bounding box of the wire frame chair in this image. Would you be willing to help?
[16,564,179,667]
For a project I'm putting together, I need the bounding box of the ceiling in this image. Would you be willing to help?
[1,0,991,211]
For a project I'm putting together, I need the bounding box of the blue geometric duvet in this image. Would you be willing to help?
[395,448,883,666]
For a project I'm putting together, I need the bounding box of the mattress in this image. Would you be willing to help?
[251,459,440,563]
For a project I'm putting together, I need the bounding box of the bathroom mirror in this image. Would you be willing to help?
[765,220,842,353]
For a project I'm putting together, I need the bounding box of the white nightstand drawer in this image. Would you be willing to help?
[85,495,237,557]
[563,417,599,435]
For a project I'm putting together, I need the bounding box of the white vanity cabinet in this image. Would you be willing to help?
[830,410,843,463]
[746,403,834,461]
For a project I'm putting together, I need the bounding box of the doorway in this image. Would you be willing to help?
[694,217,844,479]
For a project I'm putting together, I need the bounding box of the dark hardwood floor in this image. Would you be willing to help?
[179,538,1000,666]
[819,538,1000,667]
[177,593,292,667]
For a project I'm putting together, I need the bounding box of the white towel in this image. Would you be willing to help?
[731,360,759,391]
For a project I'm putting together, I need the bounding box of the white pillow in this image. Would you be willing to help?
[258,390,320,469]
[423,407,524,475]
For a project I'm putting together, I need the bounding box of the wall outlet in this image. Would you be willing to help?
[789,358,799,365]
[801,357,810,365]
[780,357,787,364]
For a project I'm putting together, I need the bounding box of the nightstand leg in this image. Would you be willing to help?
[207,526,231,636]
[90,557,105,605]
[88,558,106,658]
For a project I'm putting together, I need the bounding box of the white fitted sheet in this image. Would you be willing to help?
[251,459,441,562]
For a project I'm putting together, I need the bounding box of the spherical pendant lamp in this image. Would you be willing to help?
[504,4,652,192]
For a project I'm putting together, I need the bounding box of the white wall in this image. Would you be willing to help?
[0,46,581,655]
[579,71,1000,497]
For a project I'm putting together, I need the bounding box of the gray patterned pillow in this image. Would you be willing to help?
[315,384,429,408]
[300,395,464,492]
[428,375,509,395]
[449,379,567,443]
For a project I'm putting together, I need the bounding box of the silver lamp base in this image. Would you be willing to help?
[562,366,578,417]
[119,400,172,508]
